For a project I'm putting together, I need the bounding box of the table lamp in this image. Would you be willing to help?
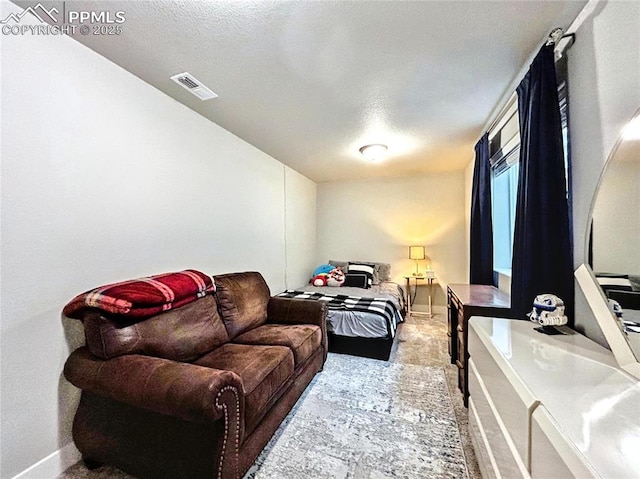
[409,246,425,276]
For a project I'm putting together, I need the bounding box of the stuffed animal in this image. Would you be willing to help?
[313,264,334,276]
[326,267,345,287]
[310,264,334,286]
[312,274,328,286]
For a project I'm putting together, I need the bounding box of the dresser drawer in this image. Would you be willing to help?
[468,360,530,479]
[457,324,466,364]
[447,287,460,364]
[468,324,538,464]
[468,397,498,479]
[458,308,467,331]
[530,406,597,479]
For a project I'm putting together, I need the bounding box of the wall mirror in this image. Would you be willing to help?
[576,107,640,379]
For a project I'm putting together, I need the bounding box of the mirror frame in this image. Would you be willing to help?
[576,265,640,378]
[575,107,640,379]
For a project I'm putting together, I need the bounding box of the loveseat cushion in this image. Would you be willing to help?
[233,324,322,366]
[214,272,271,338]
[83,295,230,361]
[194,343,293,435]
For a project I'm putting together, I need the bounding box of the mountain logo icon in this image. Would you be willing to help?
[1,3,59,24]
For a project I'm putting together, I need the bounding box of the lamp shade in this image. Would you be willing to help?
[409,246,425,260]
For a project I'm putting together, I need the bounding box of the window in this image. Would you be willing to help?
[556,54,572,211]
[489,100,520,274]
[491,161,519,272]
[488,54,571,276]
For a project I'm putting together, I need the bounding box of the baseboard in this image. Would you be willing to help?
[11,442,81,479]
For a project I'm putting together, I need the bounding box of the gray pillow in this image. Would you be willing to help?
[376,263,391,282]
[351,260,389,285]
[329,260,392,285]
[329,260,349,272]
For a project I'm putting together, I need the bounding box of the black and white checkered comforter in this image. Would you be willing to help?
[276,290,403,338]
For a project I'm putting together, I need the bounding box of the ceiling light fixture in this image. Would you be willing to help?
[359,144,388,162]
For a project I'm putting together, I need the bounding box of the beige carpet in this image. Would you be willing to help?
[58,312,480,479]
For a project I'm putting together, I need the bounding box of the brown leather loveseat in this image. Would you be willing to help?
[63,271,327,479]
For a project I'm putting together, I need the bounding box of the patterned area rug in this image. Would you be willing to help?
[244,353,468,479]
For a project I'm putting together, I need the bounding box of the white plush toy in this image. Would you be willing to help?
[527,293,568,326]
[326,267,345,287]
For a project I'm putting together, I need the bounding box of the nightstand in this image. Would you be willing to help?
[404,274,436,317]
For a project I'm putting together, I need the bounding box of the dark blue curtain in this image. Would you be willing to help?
[511,45,573,323]
[469,133,494,285]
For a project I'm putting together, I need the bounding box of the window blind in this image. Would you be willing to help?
[489,100,520,177]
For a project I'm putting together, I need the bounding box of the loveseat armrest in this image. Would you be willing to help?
[267,297,327,327]
[267,297,328,359]
[64,347,245,426]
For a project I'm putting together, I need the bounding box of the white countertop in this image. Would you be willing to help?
[470,316,640,478]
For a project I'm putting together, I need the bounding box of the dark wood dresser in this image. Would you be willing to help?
[447,284,511,406]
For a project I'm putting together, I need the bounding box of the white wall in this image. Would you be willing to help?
[316,172,467,308]
[284,167,318,289]
[0,3,316,477]
[569,0,640,345]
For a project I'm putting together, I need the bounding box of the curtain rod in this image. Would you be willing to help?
[485,29,573,136]
[546,27,576,49]
[481,0,599,139]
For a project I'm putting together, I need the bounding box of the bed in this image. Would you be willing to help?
[277,260,406,360]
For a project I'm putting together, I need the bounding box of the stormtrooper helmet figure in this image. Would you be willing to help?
[528,293,568,326]
[607,298,624,319]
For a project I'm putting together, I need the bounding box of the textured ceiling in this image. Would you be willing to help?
[19,1,586,182]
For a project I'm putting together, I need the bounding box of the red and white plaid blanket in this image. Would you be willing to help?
[63,269,215,320]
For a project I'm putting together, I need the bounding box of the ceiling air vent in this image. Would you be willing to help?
[170,72,218,101]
